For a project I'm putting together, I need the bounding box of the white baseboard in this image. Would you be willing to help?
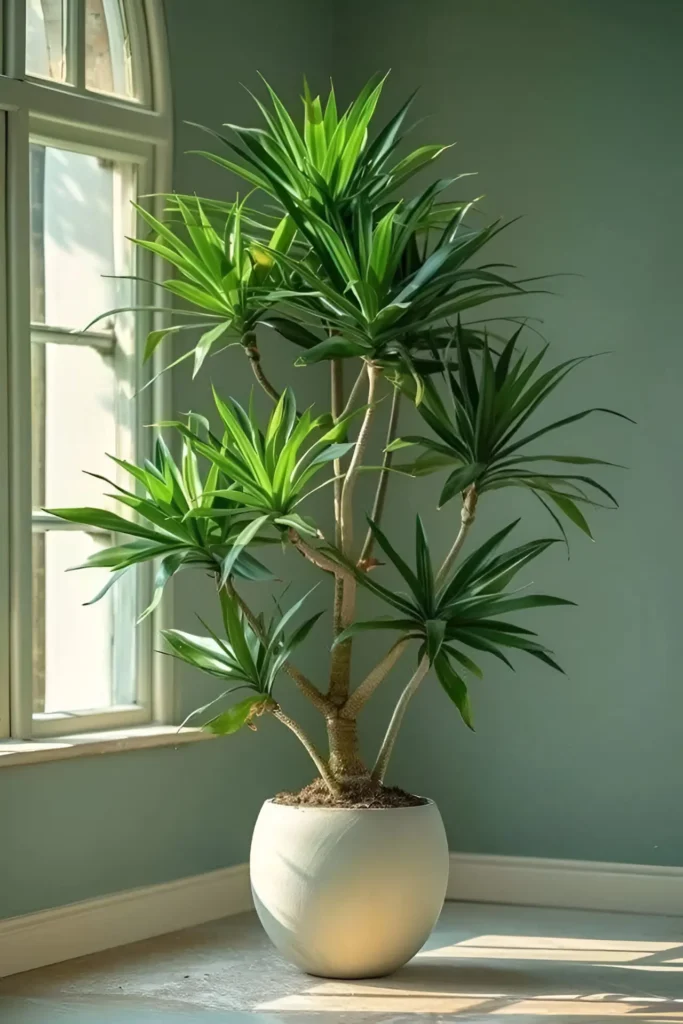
[0,863,252,979]
[3,853,683,979]
[448,852,683,916]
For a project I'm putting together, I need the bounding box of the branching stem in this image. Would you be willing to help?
[288,530,354,583]
[224,577,332,714]
[331,358,346,639]
[339,362,381,558]
[331,358,345,544]
[435,485,478,587]
[340,365,367,419]
[339,362,381,630]
[359,386,401,565]
[372,655,430,783]
[341,638,410,719]
[370,491,479,781]
[328,362,382,704]
[271,705,340,795]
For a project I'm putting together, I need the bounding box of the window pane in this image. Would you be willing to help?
[28,136,141,722]
[35,530,113,713]
[29,143,133,331]
[26,0,66,82]
[33,530,137,714]
[86,0,135,98]
[31,342,120,509]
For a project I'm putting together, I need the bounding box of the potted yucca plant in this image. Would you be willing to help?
[50,76,627,978]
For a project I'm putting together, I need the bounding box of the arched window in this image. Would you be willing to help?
[0,1,172,741]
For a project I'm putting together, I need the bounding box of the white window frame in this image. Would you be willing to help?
[0,0,173,740]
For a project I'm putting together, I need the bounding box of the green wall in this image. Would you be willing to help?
[333,0,683,866]
[2,0,682,921]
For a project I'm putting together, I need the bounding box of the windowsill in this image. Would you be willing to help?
[0,724,214,767]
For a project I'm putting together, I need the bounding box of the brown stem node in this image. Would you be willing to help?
[242,330,280,403]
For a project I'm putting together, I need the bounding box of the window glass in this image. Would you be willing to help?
[29,140,139,721]
[33,526,138,717]
[86,0,136,99]
[33,530,114,713]
[29,143,132,331]
[26,0,67,83]
[31,342,118,509]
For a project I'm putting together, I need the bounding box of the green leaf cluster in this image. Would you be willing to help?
[336,518,573,728]
[46,412,273,617]
[167,587,322,734]
[176,387,356,577]
[391,323,631,539]
[96,75,527,381]
[84,195,298,379]
[46,388,354,605]
[197,76,526,373]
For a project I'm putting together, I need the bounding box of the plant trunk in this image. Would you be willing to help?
[326,714,368,784]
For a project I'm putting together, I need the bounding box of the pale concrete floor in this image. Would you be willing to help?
[1,901,683,1022]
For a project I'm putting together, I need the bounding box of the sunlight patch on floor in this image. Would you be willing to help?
[256,932,683,1016]
[422,933,682,963]
[258,984,490,1013]
[256,980,683,1017]
[493,999,683,1017]
[453,935,680,951]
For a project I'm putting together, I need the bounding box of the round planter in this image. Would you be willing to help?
[250,797,449,979]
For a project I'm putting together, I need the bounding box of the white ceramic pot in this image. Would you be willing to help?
[250,797,449,978]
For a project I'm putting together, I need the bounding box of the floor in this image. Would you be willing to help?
[0,902,682,1023]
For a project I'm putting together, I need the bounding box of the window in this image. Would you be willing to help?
[0,1,172,739]
[26,0,67,82]
[26,0,140,98]
[85,0,136,98]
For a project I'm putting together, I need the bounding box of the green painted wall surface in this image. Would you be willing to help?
[2,0,682,922]
[332,0,683,866]
[0,0,331,921]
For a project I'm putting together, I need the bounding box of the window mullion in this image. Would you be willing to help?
[149,145,174,725]
[0,114,10,737]
[68,0,86,90]
[3,0,27,79]
[7,105,34,739]
[31,324,114,354]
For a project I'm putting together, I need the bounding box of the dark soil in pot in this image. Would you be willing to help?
[273,777,427,809]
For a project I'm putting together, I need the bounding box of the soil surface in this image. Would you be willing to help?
[273,777,427,809]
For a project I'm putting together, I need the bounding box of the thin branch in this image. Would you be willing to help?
[329,362,382,704]
[224,578,332,714]
[339,362,381,627]
[359,386,401,565]
[284,663,333,715]
[435,485,478,587]
[331,359,347,639]
[341,638,410,719]
[271,705,341,796]
[288,529,354,583]
[340,362,381,558]
[331,358,344,545]
[372,655,430,783]
[242,330,280,403]
[340,364,367,419]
